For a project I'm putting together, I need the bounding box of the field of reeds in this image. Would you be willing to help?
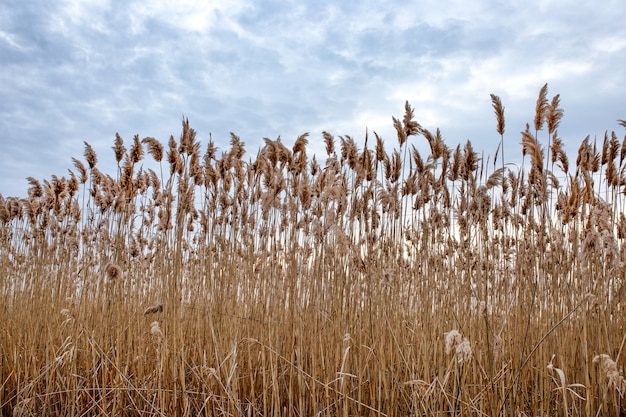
[2,84,626,416]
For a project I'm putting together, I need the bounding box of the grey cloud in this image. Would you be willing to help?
[1,0,626,198]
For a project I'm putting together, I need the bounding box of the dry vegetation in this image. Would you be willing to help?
[2,84,626,416]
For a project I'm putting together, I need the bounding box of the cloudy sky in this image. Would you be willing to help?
[1,0,625,197]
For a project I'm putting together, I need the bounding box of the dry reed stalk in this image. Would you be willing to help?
[3,87,626,416]
[547,354,586,415]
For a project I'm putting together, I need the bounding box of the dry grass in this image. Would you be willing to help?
[1,86,626,416]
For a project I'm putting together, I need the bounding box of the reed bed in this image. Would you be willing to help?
[2,85,626,416]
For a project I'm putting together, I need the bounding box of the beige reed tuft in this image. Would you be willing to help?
[2,85,626,416]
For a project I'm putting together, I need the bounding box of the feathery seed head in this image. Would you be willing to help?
[456,339,472,363]
[445,330,463,355]
[534,83,549,132]
[83,141,98,169]
[113,133,126,163]
[150,321,163,342]
[104,262,122,281]
[490,93,505,136]
[594,354,626,394]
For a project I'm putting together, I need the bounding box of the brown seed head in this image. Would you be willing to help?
[104,262,122,281]
[490,93,505,136]
[83,141,98,169]
[112,133,126,163]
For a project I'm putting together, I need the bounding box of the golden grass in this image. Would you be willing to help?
[1,85,626,416]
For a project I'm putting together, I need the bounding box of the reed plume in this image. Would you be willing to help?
[83,141,98,169]
[2,87,624,417]
[534,83,549,132]
[593,354,626,395]
[490,93,505,136]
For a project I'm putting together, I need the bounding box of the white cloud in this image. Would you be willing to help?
[128,0,251,33]
[1,0,626,197]
[0,30,28,51]
[392,1,494,29]
[591,35,626,55]
[51,0,112,36]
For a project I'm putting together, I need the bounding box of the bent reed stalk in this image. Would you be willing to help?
[2,87,626,416]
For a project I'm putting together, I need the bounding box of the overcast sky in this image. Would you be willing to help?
[1,0,625,197]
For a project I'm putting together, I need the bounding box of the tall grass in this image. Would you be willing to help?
[2,85,626,416]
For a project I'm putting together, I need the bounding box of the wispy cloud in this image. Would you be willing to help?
[1,0,625,196]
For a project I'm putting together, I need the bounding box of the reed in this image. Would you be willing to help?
[1,85,626,416]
